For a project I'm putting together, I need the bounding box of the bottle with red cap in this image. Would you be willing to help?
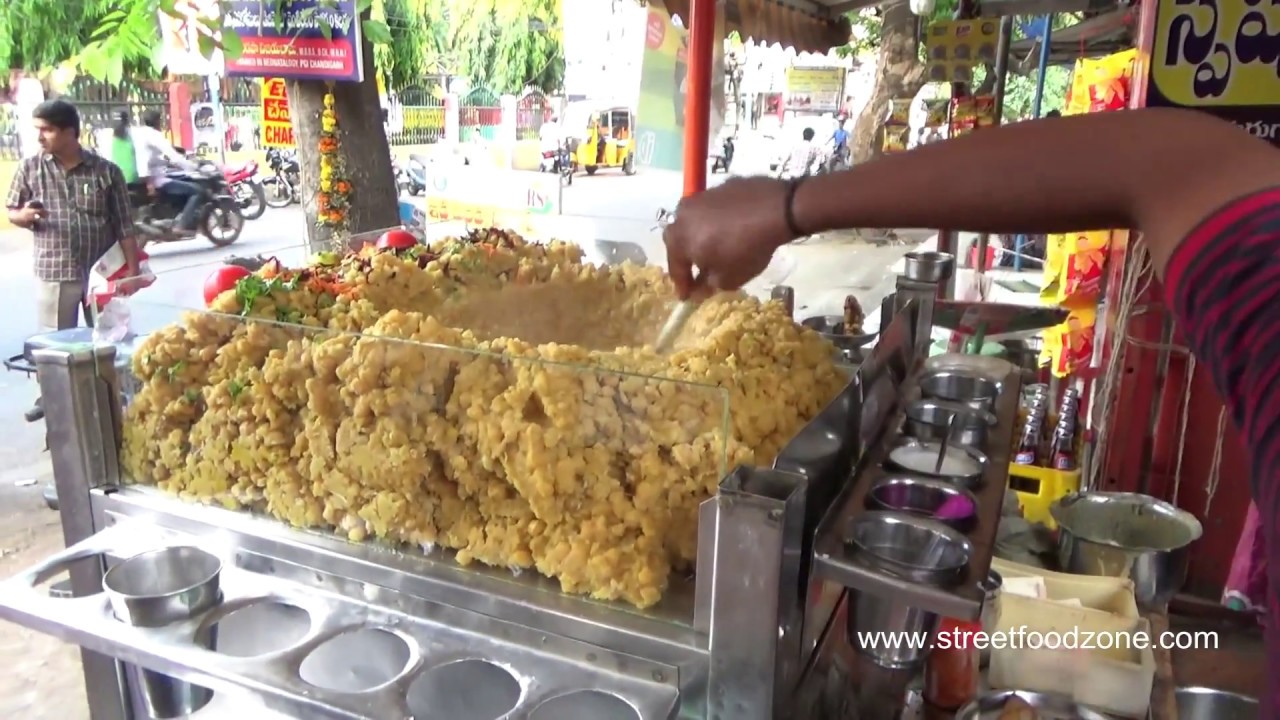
[924,617,982,710]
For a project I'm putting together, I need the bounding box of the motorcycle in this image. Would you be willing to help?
[824,141,851,173]
[710,136,735,174]
[224,160,266,220]
[539,142,574,186]
[129,165,245,247]
[262,148,301,208]
[394,154,426,196]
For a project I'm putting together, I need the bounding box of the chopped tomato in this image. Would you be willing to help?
[376,229,418,250]
[203,266,252,306]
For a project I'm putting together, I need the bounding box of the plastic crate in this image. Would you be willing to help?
[1007,411,1083,528]
[1008,463,1081,528]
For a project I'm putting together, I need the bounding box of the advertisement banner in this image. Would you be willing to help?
[223,0,364,82]
[261,78,296,147]
[1146,0,1280,145]
[422,167,562,236]
[784,67,846,113]
[1152,0,1280,146]
[635,1,725,173]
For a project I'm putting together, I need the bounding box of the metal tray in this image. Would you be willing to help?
[0,522,679,720]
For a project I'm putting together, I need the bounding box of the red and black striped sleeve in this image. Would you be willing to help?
[1162,187,1280,720]
[1164,187,1280,499]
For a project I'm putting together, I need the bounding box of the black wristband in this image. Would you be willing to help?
[783,178,806,239]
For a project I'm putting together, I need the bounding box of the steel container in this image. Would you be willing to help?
[1176,687,1258,720]
[902,399,997,448]
[864,475,978,531]
[902,251,955,283]
[1051,492,1203,611]
[956,689,1112,719]
[919,370,1001,412]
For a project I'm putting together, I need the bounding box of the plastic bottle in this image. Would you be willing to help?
[924,617,981,711]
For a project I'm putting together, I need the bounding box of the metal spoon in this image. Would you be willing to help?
[653,208,702,353]
[934,413,956,474]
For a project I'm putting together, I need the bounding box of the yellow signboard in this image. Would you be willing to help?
[784,67,845,113]
[260,78,295,148]
[924,19,999,84]
[1147,0,1280,142]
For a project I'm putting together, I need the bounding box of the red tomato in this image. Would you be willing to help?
[203,265,252,306]
[376,229,418,250]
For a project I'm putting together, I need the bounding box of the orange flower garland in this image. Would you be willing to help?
[316,86,350,232]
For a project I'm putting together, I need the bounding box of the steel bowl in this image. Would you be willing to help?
[923,353,1013,384]
[1051,492,1203,611]
[919,370,1001,411]
[1176,687,1258,720]
[902,399,997,448]
[885,439,988,488]
[903,251,955,283]
[846,511,973,586]
[864,475,978,531]
[103,546,223,628]
[957,690,1112,719]
[801,315,844,334]
[847,586,939,669]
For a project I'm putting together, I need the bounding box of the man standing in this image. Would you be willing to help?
[5,99,140,332]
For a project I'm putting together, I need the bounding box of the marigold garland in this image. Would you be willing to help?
[316,87,351,235]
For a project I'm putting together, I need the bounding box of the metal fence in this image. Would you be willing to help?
[66,78,170,154]
[388,84,445,146]
[460,87,502,142]
[516,88,552,141]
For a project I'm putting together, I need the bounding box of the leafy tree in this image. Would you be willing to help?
[447,0,564,95]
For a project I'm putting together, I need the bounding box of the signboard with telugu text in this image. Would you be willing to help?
[421,167,562,237]
[260,78,295,147]
[223,0,364,82]
[1147,0,1280,145]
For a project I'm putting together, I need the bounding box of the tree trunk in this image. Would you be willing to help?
[850,1,928,163]
[287,31,401,254]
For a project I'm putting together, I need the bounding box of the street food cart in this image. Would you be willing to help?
[0,234,1043,718]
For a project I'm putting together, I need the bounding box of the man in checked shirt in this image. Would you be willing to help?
[6,99,142,332]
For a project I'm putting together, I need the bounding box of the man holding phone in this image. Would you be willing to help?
[5,99,140,331]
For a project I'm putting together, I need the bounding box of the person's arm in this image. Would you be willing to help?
[791,108,1280,274]
[4,161,36,228]
[104,164,141,276]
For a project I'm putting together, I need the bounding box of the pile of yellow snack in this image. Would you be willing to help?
[121,228,846,608]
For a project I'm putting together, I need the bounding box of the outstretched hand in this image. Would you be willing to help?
[662,177,800,300]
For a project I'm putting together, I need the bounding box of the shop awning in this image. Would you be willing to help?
[663,0,856,54]
[1008,7,1137,66]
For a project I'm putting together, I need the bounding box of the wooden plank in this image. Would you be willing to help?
[1147,611,1177,720]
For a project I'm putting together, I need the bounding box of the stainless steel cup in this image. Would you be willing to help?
[103,546,222,719]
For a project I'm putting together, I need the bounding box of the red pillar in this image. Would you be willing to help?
[680,0,716,198]
[167,81,194,151]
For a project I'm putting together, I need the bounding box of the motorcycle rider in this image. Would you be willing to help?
[830,113,851,168]
[110,111,139,184]
[540,114,565,169]
[133,109,201,236]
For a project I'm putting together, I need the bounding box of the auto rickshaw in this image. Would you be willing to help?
[573,106,637,176]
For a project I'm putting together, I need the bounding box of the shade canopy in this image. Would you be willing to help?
[663,0,857,54]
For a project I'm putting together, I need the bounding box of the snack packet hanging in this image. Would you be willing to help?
[972,96,997,128]
[1042,230,1111,307]
[885,98,913,127]
[1040,306,1097,378]
[951,97,977,135]
[882,125,910,153]
[923,98,950,127]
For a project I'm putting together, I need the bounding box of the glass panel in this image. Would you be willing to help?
[97,229,845,609]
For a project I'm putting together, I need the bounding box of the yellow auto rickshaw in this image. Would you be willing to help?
[573,106,637,176]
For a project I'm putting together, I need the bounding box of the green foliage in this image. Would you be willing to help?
[0,0,162,81]
[447,0,564,94]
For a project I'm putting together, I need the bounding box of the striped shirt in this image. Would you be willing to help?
[5,150,132,283]
[1164,187,1280,718]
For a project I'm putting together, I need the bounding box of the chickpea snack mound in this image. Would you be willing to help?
[120,228,847,609]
